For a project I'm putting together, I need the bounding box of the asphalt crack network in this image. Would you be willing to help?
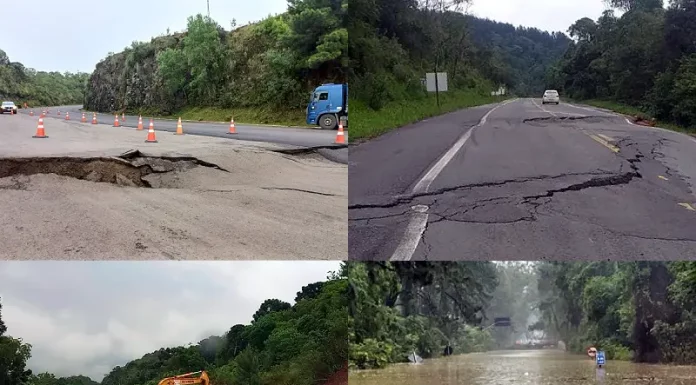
[348,169,617,211]
[351,142,647,227]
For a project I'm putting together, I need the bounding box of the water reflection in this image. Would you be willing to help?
[349,350,696,385]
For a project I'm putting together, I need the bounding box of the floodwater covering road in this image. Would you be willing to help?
[349,350,696,385]
[349,99,696,260]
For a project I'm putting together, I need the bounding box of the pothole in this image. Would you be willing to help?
[0,149,229,188]
[523,116,612,124]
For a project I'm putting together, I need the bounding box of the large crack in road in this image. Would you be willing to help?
[0,149,229,189]
[350,134,683,235]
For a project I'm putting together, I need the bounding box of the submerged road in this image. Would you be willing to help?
[349,98,696,260]
[349,349,696,385]
[19,105,348,164]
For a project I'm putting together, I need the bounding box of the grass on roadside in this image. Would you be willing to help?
[579,99,696,136]
[84,106,310,127]
[351,89,508,141]
[170,106,309,127]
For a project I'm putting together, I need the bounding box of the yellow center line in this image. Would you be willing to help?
[658,175,669,181]
[678,203,696,211]
[597,133,614,142]
[589,134,620,153]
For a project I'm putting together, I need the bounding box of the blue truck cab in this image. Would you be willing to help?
[306,83,347,130]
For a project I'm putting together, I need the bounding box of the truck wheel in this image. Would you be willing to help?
[319,114,337,130]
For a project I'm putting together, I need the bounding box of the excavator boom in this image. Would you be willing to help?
[158,371,210,385]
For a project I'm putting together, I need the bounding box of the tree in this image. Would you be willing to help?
[568,18,598,42]
[252,299,292,323]
[0,298,33,385]
[295,281,325,302]
[0,297,6,337]
[605,0,664,11]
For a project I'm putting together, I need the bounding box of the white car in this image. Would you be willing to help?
[1,101,18,114]
[542,90,560,105]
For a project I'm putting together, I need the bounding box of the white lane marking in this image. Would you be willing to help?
[412,98,517,194]
[555,110,585,116]
[389,98,518,261]
[565,103,614,116]
[390,206,429,261]
[531,99,557,117]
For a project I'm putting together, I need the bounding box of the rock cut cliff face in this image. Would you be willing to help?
[84,34,185,114]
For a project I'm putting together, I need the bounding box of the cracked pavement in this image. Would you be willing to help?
[0,113,347,259]
[349,98,696,260]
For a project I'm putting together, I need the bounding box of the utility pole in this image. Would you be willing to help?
[206,0,210,17]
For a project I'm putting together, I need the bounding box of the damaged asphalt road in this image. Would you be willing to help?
[0,150,230,189]
[349,98,696,260]
[0,113,347,260]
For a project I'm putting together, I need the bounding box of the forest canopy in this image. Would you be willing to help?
[0,49,88,107]
[546,0,696,129]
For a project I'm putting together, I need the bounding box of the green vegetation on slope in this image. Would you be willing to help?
[537,261,696,363]
[546,0,696,132]
[84,0,347,126]
[348,0,572,140]
[0,273,347,385]
[348,262,500,369]
[536,261,695,363]
[0,49,88,107]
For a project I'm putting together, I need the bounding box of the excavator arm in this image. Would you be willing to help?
[158,371,210,385]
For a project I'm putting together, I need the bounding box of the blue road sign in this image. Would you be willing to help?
[596,351,606,366]
[494,317,511,327]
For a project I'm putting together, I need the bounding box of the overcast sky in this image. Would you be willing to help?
[0,0,289,73]
[0,261,341,381]
[469,0,611,34]
[0,0,615,73]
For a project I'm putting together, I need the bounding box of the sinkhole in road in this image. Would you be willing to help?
[0,149,229,189]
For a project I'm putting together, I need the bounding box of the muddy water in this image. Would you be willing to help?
[350,350,696,385]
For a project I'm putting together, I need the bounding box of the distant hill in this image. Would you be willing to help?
[464,15,572,96]
[0,49,88,107]
[349,0,572,109]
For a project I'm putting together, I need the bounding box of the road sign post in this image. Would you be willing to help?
[596,350,606,367]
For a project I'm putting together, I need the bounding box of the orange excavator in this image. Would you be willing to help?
[158,371,210,385]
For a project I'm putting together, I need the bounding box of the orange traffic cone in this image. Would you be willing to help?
[92,112,97,124]
[137,115,144,130]
[113,115,120,127]
[81,112,86,122]
[227,118,236,134]
[122,112,126,122]
[33,117,48,138]
[145,119,157,143]
[65,112,70,120]
[175,117,184,135]
[30,110,34,116]
[335,121,346,144]
[58,110,61,116]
